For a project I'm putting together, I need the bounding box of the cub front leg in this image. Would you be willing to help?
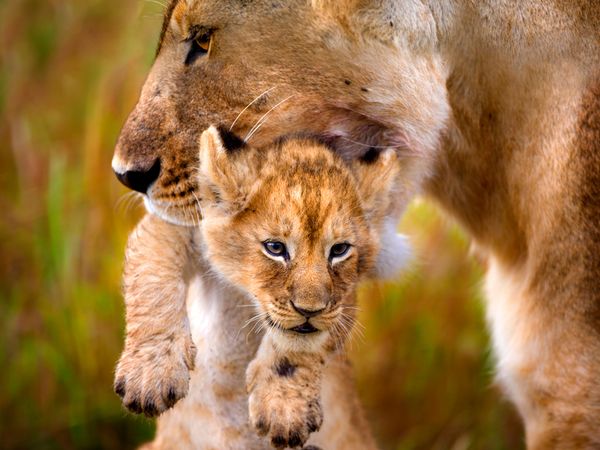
[247,333,326,449]
[115,326,196,416]
[114,214,197,417]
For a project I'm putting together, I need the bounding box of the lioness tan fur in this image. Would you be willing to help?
[113,1,600,448]
[116,127,407,448]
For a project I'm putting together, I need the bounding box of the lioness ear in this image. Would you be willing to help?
[352,148,411,279]
[198,125,258,214]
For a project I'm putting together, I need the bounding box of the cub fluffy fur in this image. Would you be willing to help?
[113,0,600,447]
[115,126,407,449]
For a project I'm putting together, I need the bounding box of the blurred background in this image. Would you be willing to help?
[0,1,523,449]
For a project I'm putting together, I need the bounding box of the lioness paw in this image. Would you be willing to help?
[114,333,196,417]
[247,357,323,449]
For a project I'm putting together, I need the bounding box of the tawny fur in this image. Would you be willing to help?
[116,130,404,449]
[113,1,600,448]
[114,215,198,416]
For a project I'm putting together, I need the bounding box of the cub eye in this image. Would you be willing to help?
[263,241,289,260]
[185,30,212,65]
[329,243,351,261]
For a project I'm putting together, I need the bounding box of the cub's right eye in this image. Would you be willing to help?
[185,30,212,65]
[262,241,289,261]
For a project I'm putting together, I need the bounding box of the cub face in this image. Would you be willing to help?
[197,126,404,348]
[112,0,448,226]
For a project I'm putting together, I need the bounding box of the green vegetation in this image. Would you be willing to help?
[0,1,523,448]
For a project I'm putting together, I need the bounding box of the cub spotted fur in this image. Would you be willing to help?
[114,126,408,449]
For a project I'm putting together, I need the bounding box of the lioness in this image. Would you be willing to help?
[113,1,600,448]
[116,126,404,449]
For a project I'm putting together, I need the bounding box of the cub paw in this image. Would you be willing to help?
[247,357,323,449]
[114,333,196,417]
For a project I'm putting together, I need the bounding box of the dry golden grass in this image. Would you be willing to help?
[0,1,522,448]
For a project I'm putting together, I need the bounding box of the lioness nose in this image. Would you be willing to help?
[291,302,325,319]
[114,159,160,194]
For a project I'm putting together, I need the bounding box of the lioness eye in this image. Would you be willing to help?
[185,31,211,65]
[329,243,351,261]
[263,241,289,260]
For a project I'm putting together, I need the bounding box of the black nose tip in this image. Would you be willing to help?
[114,159,160,194]
[291,302,325,319]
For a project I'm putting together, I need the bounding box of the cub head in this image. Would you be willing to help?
[112,0,448,225]
[197,126,409,349]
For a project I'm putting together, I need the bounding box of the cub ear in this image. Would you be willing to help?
[198,125,258,214]
[352,148,411,279]
[351,147,401,222]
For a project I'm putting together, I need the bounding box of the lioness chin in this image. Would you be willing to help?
[113,0,600,448]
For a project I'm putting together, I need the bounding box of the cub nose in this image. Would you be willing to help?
[114,159,161,194]
[291,302,325,319]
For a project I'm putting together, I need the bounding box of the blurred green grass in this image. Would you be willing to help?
[0,1,523,449]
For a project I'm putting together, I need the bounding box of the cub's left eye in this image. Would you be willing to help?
[263,241,289,261]
[329,243,351,261]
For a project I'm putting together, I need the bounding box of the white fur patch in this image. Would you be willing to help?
[374,218,412,279]
[142,197,190,226]
[484,257,543,420]
[111,154,127,175]
[269,327,330,354]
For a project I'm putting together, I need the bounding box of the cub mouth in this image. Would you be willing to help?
[266,315,320,335]
[289,322,319,335]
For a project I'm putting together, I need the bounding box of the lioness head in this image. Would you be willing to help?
[112,0,449,225]
[197,126,407,347]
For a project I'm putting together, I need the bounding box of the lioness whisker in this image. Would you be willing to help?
[339,135,406,150]
[191,191,204,222]
[183,205,192,226]
[142,13,165,20]
[184,205,197,227]
[115,191,142,214]
[144,0,168,8]
[229,86,278,132]
[244,94,296,143]
[343,305,362,311]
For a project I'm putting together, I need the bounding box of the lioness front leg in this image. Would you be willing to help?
[247,333,327,449]
[114,214,197,416]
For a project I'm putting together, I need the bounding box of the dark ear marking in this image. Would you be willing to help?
[359,147,381,165]
[216,125,247,153]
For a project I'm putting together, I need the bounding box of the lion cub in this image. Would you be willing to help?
[115,126,408,449]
